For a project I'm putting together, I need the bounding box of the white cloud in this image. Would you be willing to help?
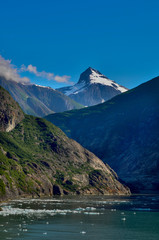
[0,55,72,84]
[54,75,71,83]
[0,56,30,83]
[21,64,71,83]
[27,64,38,75]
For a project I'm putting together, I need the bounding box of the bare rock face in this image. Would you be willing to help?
[0,86,24,132]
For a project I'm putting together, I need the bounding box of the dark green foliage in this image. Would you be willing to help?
[66,163,92,176]
[55,171,65,185]
[0,114,68,197]
[0,113,101,197]
[0,179,6,195]
[54,170,78,192]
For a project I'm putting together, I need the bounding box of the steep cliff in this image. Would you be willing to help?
[0,86,24,132]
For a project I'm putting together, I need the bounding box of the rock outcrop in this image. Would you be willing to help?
[0,86,24,132]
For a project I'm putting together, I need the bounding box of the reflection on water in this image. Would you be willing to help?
[0,195,159,240]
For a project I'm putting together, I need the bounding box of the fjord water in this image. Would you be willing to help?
[0,195,159,240]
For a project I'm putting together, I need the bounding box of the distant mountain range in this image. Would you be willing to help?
[0,77,83,117]
[0,86,130,200]
[0,67,127,117]
[57,67,128,106]
[45,76,159,193]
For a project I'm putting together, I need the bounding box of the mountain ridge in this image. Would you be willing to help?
[45,76,159,193]
[0,77,83,117]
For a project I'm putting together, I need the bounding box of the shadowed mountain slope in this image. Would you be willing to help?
[45,76,159,193]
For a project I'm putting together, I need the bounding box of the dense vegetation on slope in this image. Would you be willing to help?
[0,116,130,199]
[0,77,83,117]
[0,87,130,199]
[45,77,159,193]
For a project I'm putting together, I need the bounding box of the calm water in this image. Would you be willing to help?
[0,195,159,240]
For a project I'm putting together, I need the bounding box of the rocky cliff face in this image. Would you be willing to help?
[45,76,159,193]
[0,86,24,132]
[0,87,130,200]
[57,67,128,106]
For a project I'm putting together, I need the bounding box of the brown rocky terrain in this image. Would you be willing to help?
[0,86,24,132]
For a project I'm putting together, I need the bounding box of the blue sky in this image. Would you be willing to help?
[1,0,159,89]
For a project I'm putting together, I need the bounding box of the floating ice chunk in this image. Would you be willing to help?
[0,206,83,216]
[75,207,85,211]
[86,207,96,211]
[80,231,86,234]
[84,212,100,215]
[111,209,116,211]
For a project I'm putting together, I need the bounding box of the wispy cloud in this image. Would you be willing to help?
[0,56,72,84]
[0,56,30,83]
[21,64,71,83]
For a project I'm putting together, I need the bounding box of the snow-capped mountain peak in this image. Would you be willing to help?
[78,67,127,93]
[77,67,105,84]
[57,67,128,106]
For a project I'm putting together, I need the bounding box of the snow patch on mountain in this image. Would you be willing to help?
[89,69,127,93]
[34,84,53,90]
[64,82,86,95]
